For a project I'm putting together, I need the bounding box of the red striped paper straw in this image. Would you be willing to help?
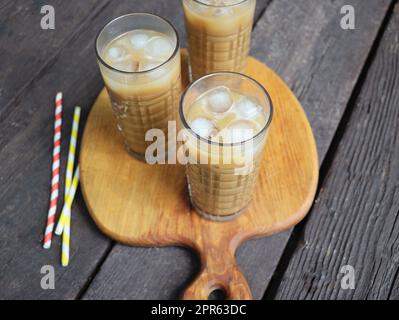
[43,92,63,249]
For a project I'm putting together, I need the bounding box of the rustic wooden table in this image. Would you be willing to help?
[0,0,398,300]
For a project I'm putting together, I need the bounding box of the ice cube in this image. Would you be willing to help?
[112,58,139,72]
[144,36,174,60]
[213,7,233,16]
[222,0,242,4]
[190,118,218,139]
[129,33,150,49]
[222,120,258,143]
[206,86,234,114]
[201,0,231,4]
[197,0,217,5]
[138,60,167,79]
[233,97,262,120]
[199,0,239,7]
[139,60,163,72]
[107,46,126,60]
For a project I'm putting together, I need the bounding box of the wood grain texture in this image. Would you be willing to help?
[0,0,109,141]
[0,0,272,299]
[274,2,399,300]
[0,0,115,300]
[0,0,393,301]
[239,0,393,298]
[82,0,393,300]
[0,0,185,300]
[80,54,319,300]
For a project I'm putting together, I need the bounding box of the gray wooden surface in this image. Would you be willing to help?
[82,0,393,300]
[0,0,397,300]
[0,0,270,300]
[274,2,399,300]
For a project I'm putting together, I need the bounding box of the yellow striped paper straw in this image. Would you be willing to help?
[55,163,80,236]
[61,165,80,267]
[57,106,81,234]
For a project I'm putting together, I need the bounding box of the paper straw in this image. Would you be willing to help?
[55,164,80,236]
[57,106,81,234]
[61,165,80,267]
[43,92,63,249]
[64,107,81,201]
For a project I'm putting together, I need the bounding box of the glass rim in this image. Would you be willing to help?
[179,71,274,147]
[95,13,180,75]
[191,0,249,8]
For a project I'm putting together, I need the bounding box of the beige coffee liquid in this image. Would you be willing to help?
[99,29,181,158]
[183,0,256,80]
[183,85,269,219]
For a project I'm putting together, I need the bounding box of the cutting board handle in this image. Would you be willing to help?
[182,243,252,300]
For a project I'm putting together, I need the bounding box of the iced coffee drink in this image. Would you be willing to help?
[182,0,256,80]
[96,14,181,159]
[179,72,272,221]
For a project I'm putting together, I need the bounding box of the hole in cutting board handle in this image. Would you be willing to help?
[182,261,253,300]
[208,288,227,300]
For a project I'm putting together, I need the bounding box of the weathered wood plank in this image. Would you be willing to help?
[0,0,182,300]
[0,0,272,300]
[82,0,392,299]
[274,2,399,300]
[0,0,108,113]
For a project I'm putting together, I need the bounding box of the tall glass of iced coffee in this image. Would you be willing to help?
[96,13,181,160]
[182,0,256,80]
[179,72,273,221]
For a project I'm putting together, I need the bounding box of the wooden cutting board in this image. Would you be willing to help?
[80,50,319,300]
